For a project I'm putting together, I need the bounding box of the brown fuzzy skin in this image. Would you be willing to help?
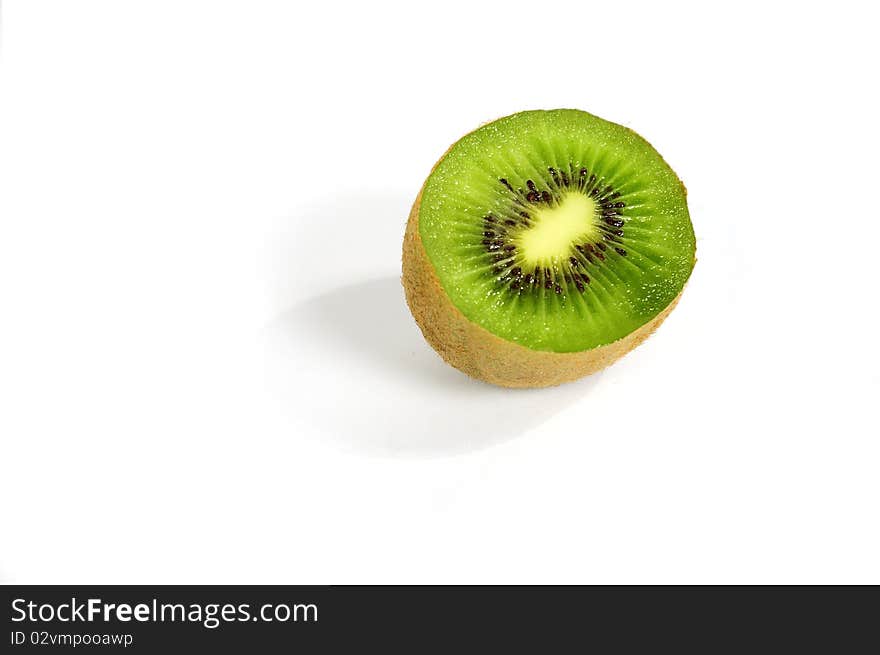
[402,189,683,388]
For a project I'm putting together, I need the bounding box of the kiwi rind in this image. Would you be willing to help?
[402,111,693,388]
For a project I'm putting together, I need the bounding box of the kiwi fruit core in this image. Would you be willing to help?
[416,109,695,353]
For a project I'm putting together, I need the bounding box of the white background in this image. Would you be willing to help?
[1,1,878,584]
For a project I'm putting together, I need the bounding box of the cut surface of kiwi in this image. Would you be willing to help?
[403,109,695,387]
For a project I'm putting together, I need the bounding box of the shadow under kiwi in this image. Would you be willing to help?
[264,276,600,458]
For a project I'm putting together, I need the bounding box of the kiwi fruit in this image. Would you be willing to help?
[402,109,695,388]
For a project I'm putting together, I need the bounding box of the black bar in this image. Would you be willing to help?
[1,586,876,651]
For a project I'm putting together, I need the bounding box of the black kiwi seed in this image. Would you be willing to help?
[615,247,627,256]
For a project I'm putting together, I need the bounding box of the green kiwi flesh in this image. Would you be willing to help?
[417,109,695,353]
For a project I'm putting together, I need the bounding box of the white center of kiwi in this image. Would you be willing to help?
[515,192,601,266]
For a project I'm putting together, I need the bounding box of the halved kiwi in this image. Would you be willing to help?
[402,109,695,388]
